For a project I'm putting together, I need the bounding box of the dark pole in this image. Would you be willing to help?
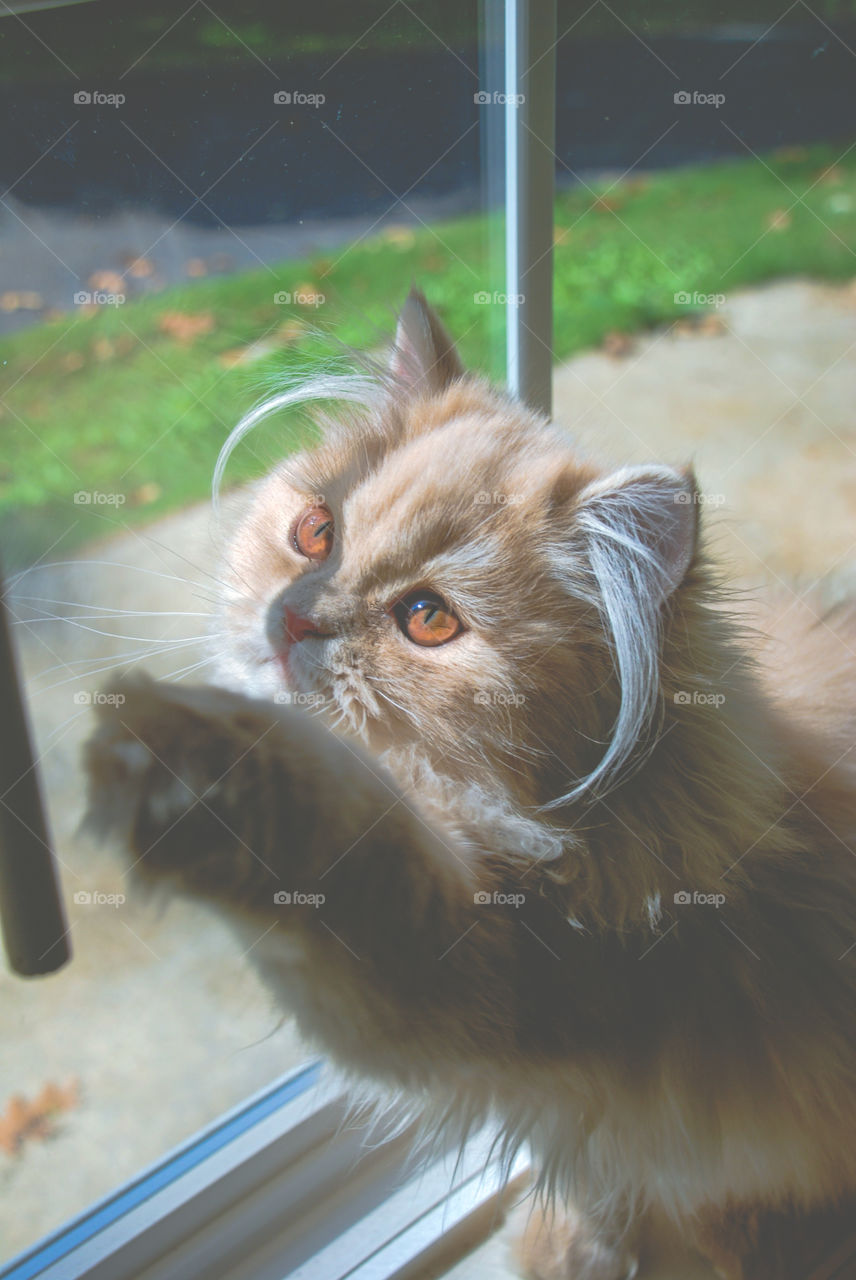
[0,562,71,976]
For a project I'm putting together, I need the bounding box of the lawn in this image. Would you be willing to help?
[2,142,855,565]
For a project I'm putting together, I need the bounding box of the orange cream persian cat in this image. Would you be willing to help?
[86,290,856,1279]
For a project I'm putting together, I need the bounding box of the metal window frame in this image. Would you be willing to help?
[0,1061,529,1280]
[1,3,555,1276]
[503,0,557,416]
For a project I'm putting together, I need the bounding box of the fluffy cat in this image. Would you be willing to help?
[85,290,856,1279]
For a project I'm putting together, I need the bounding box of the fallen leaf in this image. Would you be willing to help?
[60,352,85,373]
[0,291,43,311]
[293,281,323,305]
[217,347,246,368]
[132,482,161,505]
[381,226,416,248]
[697,313,726,336]
[277,319,305,343]
[0,1080,79,1156]
[602,330,632,358]
[813,164,843,186]
[88,269,125,293]
[765,208,791,232]
[157,311,215,344]
[93,338,115,361]
[185,258,207,277]
[125,255,154,278]
[218,335,282,367]
[772,145,808,163]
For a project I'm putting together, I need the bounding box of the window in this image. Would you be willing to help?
[3,2,855,1278]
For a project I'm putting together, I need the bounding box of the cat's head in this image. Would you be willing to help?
[216,290,698,809]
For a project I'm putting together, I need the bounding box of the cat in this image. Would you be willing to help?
[85,289,856,1279]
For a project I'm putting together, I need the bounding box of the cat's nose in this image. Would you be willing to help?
[283,605,322,645]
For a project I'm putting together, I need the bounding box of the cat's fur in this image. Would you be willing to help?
[85,290,856,1278]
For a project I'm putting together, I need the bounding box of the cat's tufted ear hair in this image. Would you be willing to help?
[548,464,699,805]
[574,464,698,603]
[390,287,464,396]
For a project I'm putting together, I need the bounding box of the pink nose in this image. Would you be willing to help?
[283,605,319,646]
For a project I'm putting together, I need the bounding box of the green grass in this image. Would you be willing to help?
[3,142,856,566]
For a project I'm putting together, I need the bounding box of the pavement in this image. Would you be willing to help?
[1,277,854,1272]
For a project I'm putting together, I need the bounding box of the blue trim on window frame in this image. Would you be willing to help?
[0,1059,322,1280]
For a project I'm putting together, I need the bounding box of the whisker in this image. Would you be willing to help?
[30,639,208,695]
[11,609,211,645]
[13,595,212,619]
[161,655,219,682]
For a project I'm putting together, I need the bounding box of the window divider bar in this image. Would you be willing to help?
[504,0,557,417]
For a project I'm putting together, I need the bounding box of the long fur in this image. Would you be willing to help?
[85,289,856,1279]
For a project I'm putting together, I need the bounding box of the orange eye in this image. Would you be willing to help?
[294,506,334,561]
[394,591,462,647]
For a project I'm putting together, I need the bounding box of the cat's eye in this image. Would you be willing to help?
[293,505,334,561]
[394,590,462,647]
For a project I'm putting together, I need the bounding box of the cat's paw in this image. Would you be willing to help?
[83,674,281,898]
[514,1206,639,1280]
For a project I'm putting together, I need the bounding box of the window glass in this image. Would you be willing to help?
[0,0,500,1258]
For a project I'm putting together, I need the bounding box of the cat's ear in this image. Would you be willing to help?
[390,287,464,395]
[573,464,698,602]
[548,464,699,803]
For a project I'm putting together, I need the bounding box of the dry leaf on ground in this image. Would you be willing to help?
[0,1080,80,1156]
